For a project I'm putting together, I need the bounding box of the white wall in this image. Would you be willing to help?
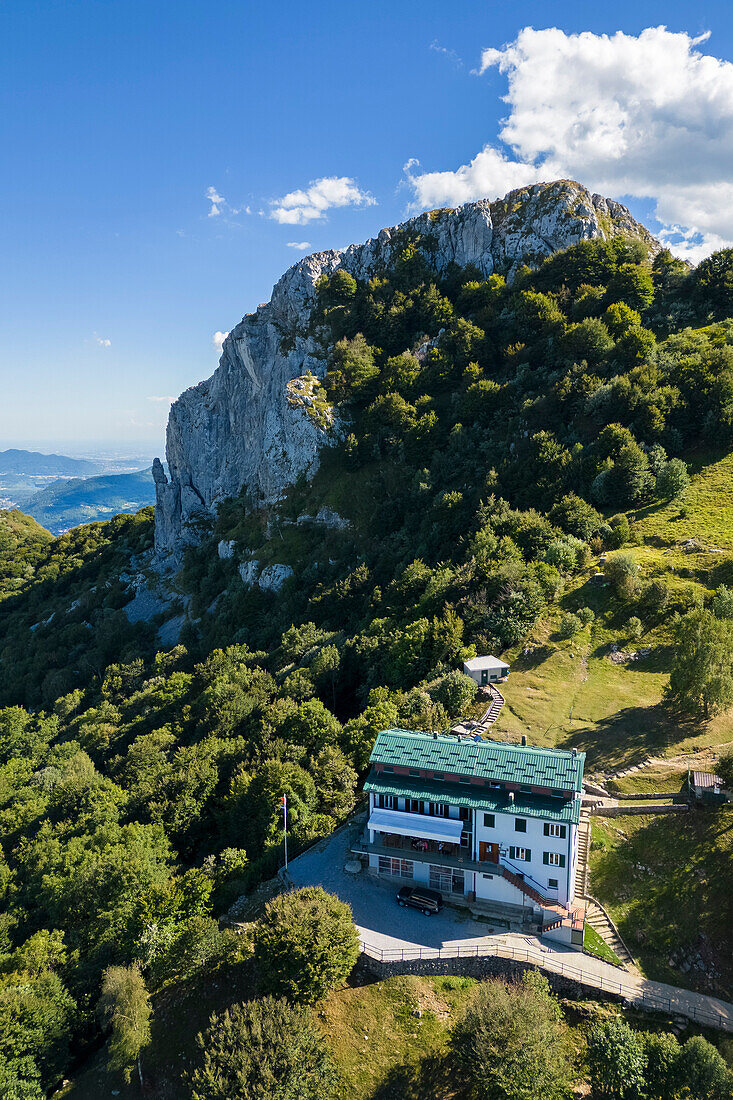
[474,807,572,906]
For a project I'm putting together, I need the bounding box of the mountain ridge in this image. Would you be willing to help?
[154,179,659,562]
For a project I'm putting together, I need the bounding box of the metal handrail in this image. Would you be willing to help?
[357,939,732,1032]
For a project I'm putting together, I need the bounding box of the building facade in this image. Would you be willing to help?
[463,655,510,686]
[360,729,586,946]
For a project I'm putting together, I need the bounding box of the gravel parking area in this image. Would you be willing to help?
[286,816,501,955]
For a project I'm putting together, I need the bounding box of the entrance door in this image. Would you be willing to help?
[481,669,488,686]
[479,842,499,864]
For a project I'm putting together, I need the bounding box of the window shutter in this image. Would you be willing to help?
[509,846,515,860]
[543,852,549,865]
[543,823,550,836]
[560,826,566,839]
[525,849,531,861]
[559,855,566,868]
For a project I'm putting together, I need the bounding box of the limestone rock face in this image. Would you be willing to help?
[154,180,657,560]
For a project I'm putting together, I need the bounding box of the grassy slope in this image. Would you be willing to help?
[64,970,705,1100]
[457,452,733,773]
[589,806,733,999]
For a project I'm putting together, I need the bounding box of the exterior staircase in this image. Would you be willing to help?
[584,898,636,970]
[576,812,591,898]
[499,862,584,938]
[476,685,505,730]
[576,803,637,970]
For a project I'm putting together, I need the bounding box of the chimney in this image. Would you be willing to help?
[508,791,515,803]
[521,734,527,746]
[433,730,438,740]
[572,748,577,758]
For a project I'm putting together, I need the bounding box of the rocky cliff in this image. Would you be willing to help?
[154,179,658,561]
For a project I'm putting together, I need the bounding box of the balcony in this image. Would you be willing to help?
[354,830,500,877]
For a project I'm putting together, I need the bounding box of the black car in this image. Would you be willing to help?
[396,885,443,914]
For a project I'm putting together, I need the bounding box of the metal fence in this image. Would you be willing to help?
[359,939,732,1032]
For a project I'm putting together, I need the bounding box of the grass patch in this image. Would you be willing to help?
[583,923,624,968]
[589,808,733,998]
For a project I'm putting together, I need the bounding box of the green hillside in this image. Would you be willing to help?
[23,467,156,535]
[2,232,733,1095]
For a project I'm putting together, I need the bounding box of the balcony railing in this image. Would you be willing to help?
[356,832,500,877]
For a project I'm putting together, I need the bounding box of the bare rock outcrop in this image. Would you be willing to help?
[154,180,657,562]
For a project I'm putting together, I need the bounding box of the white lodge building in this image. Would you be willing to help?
[360,729,586,947]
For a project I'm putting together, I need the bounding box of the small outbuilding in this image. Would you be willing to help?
[463,655,509,687]
[690,771,729,805]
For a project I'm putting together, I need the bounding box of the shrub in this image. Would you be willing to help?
[674,1034,733,1100]
[605,552,639,598]
[190,997,335,1100]
[451,971,574,1100]
[434,670,476,716]
[626,616,643,640]
[586,1017,645,1099]
[558,613,583,639]
[577,607,595,626]
[253,887,360,1003]
[656,458,689,500]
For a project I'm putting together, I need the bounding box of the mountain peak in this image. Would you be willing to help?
[154,181,658,561]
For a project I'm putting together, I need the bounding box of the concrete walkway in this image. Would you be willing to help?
[287,818,733,1033]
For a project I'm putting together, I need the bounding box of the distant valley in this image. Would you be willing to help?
[0,447,157,533]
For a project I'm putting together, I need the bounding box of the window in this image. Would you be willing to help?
[378,856,413,878]
[408,798,422,814]
[489,781,502,789]
[432,772,444,781]
[548,878,559,889]
[482,873,494,880]
[509,846,531,862]
[459,776,470,785]
[429,802,448,817]
[551,789,564,798]
[409,768,420,777]
[514,818,527,833]
[520,785,531,794]
[543,852,566,867]
[429,865,464,894]
[383,765,394,773]
[483,813,495,828]
[376,794,396,810]
[543,823,566,838]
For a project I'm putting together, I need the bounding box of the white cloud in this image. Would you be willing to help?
[286,241,312,251]
[94,334,111,347]
[212,331,229,354]
[147,395,174,404]
[407,26,733,260]
[206,186,251,219]
[206,186,225,217]
[270,176,376,225]
[430,40,463,67]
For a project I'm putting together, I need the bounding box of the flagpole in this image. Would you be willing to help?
[283,794,288,870]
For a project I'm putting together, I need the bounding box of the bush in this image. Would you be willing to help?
[605,552,639,598]
[451,970,574,1100]
[586,1017,645,1099]
[558,613,583,639]
[434,670,476,717]
[252,887,360,1004]
[190,997,335,1100]
[626,616,643,640]
[674,1034,732,1100]
[656,458,689,500]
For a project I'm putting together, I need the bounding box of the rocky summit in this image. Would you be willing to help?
[153,179,658,561]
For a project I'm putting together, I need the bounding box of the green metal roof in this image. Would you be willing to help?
[365,771,581,824]
[369,729,585,792]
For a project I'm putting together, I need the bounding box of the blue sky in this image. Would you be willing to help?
[3,0,733,453]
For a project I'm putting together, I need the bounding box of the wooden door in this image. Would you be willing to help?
[479,842,499,863]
